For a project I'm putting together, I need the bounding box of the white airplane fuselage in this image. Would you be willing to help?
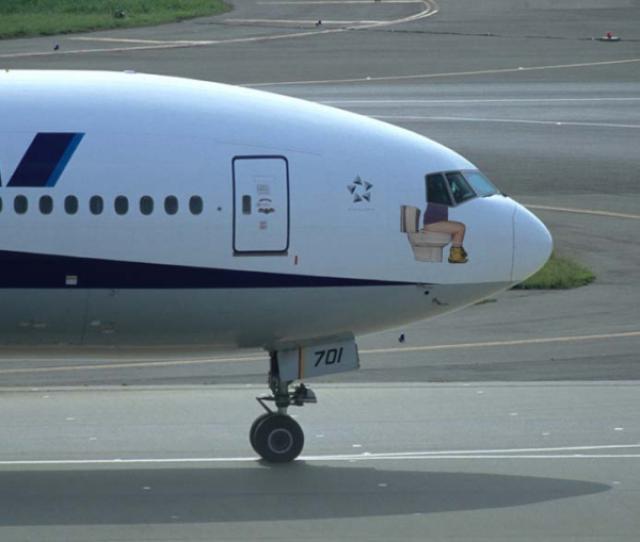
[0,71,552,360]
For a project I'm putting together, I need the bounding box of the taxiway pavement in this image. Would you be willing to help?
[0,383,637,541]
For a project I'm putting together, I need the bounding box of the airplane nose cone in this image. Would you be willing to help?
[512,205,553,282]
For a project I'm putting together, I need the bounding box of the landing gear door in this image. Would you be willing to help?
[233,156,290,254]
[278,338,360,381]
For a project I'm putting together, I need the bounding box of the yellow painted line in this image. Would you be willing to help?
[248,57,640,86]
[0,42,209,59]
[525,204,640,221]
[0,330,638,376]
[0,355,265,375]
[361,330,640,355]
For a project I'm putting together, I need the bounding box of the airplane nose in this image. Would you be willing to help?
[512,204,553,282]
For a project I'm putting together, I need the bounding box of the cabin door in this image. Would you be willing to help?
[233,156,290,254]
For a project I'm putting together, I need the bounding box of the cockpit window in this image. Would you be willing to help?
[445,172,476,204]
[463,170,500,197]
[426,173,453,206]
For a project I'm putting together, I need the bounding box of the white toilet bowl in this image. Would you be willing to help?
[401,205,452,262]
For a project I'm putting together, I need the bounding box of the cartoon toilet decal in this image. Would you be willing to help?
[401,172,470,264]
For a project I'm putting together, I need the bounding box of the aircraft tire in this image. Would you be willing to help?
[249,412,273,451]
[252,413,304,463]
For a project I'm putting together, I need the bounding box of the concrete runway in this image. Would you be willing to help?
[1,0,639,539]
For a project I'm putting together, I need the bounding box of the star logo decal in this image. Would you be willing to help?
[347,176,373,203]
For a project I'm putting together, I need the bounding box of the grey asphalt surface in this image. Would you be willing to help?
[0,0,639,540]
[0,383,638,541]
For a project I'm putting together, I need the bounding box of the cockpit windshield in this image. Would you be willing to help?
[446,172,476,204]
[463,170,500,197]
[425,170,500,207]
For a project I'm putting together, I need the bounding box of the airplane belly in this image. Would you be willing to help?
[0,289,86,346]
[0,283,509,359]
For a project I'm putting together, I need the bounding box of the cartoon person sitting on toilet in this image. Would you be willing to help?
[424,173,468,264]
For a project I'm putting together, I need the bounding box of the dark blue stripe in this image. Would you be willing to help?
[0,251,415,289]
[8,133,83,188]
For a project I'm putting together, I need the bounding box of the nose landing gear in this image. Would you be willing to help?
[250,354,317,463]
[250,340,359,462]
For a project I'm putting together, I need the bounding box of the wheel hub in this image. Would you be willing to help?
[268,428,294,454]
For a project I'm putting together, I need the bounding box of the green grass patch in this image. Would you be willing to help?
[514,253,596,290]
[0,0,230,39]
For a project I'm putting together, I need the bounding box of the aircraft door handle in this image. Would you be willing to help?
[242,195,252,214]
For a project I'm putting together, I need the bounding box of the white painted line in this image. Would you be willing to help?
[319,454,640,459]
[373,114,640,130]
[524,204,640,221]
[248,57,640,86]
[1,444,638,466]
[225,19,386,25]
[0,330,638,374]
[0,0,437,59]
[347,444,640,455]
[68,37,213,45]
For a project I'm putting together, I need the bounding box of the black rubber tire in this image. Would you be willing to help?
[249,412,273,452]
[253,414,304,463]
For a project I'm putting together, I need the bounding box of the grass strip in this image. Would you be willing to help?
[0,0,230,40]
[514,253,595,290]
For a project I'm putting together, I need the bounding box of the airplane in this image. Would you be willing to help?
[0,70,552,462]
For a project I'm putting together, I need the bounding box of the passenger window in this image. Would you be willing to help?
[90,196,103,215]
[189,196,203,215]
[446,172,476,204]
[65,195,79,215]
[140,196,154,215]
[115,195,128,215]
[39,195,53,215]
[14,195,28,214]
[164,196,178,215]
[0,197,3,213]
[464,170,499,197]
[426,174,453,206]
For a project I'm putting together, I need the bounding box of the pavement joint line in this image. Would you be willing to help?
[247,57,640,86]
[1,444,639,466]
[373,114,640,130]
[0,0,437,59]
[0,330,638,375]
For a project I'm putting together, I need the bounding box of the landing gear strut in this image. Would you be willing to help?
[249,352,317,463]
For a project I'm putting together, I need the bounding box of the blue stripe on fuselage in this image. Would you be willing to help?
[7,133,84,188]
[0,251,415,289]
[45,133,84,187]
